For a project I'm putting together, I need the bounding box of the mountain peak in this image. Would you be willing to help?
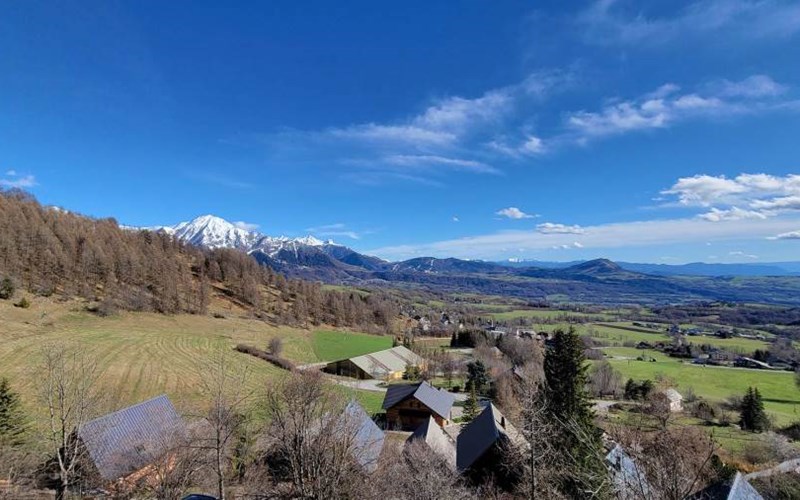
[566,258,624,275]
[171,214,259,250]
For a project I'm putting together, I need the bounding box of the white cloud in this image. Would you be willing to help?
[233,221,259,231]
[306,223,363,240]
[0,174,36,189]
[369,214,800,261]
[565,75,790,140]
[328,124,456,146]
[768,230,800,240]
[496,207,538,219]
[412,90,513,134]
[716,75,788,98]
[698,207,768,222]
[579,0,800,47]
[552,242,584,250]
[382,155,499,174]
[5,170,17,176]
[537,222,585,234]
[452,216,460,223]
[729,250,759,259]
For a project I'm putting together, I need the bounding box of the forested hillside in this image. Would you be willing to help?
[0,189,399,331]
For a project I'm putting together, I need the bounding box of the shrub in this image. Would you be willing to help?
[14,297,30,309]
[235,344,295,371]
[0,277,13,300]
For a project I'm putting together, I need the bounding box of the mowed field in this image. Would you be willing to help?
[0,298,386,416]
[311,330,393,361]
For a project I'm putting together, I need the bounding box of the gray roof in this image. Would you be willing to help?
[606,444,651,499]
[349,346,424,378]
[456,403,526,472]
[407,416,457,470]
[344,401,385,473]
[381,381,455,419]
[690,472,764,500]
[78,395,186,480]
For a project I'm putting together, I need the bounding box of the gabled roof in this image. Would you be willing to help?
[606,444,651,499]
[381,381,455,419]
[344,401,385,473]
[407,416,456,469]
[78,395,186,481]
[689,472,764,500]
[456,403,526,472]
[348,346,425,378]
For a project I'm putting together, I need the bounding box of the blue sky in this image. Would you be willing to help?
[2,0,800,263]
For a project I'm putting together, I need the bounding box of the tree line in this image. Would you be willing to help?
[0,189,400,331]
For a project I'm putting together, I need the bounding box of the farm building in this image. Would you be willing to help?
[663,388,684,412]
[457,403,528,486]
[77,395,187,484]
[382,381,455,430]
[405,415,456,470]
[324,345,425,380]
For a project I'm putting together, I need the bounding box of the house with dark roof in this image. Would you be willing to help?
[456,403,527,487]
[689,472,764,500]
[405,416,457,470]
[77,395,187,483]
[324,346,426,380]
[382,381,455,430]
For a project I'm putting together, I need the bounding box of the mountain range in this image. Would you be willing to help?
[137,215,800,305]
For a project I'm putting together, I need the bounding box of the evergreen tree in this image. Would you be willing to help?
[740,386,768,432]
[544,328,606,497]
[450,331,458,348]
[465,360,490,394]
[0,377,26,446]
[462,385,480,422]
[0,277,13,300]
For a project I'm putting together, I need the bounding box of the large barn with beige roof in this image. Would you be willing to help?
[323,345,425,380]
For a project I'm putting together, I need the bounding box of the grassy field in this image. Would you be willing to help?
[311,330,393,362]
[489,309,616,321]
[605,357,800,425]
[584,323,770,353]
[0,299,383,417]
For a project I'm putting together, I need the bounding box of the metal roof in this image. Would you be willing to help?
[344,401,385,473]
[689,472,764,500]
[407,416,456,469]
[456,403,525,472]
[606,444,651,499]
[381,381,455,419]
[349,346,424,378]
[78,395,186,481]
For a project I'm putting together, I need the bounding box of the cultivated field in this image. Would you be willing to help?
[0,298,385,416]
[311,330,393,362]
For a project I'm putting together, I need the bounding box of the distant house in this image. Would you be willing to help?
[663,388,684,412]
[77,395,187,483]
[457,403,527,486]
[606,444,650,499]
[324,346,425,380]
[382,381,455,430]
[405,416,456,470]
[688,472,764,500]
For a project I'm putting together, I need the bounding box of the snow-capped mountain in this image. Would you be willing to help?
[165,215,261,250]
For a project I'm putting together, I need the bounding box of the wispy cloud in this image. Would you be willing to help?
[565,76,793,140]
[233,221,259,231]
[188,171,256,189]
[729,250,759,259]
[496,207,538,219]
[0,171,36,189]
[369,215,800,261]
[767,230,800,240]
[306,223,365,240]
[579,0,800,47]
[537,222,585,234]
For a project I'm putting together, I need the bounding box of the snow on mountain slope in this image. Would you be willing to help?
[169,214,260,250]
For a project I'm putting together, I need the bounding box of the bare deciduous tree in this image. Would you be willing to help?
[36,343,102,499]
[199,348,254,500]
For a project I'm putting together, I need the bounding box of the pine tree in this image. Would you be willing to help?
[465,360,490,395]
[740,386,768,432]
[0,277,13,300]
[0,377,26,446]
[462,385,480,422]
[544,327,605,497]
